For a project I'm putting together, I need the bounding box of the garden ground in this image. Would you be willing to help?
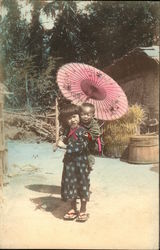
[0,140,159,249]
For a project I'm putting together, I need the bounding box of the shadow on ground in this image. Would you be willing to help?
[30,196,71,219]
[25,184,61,194]
[150,164,159,173]
[25,184,71,219]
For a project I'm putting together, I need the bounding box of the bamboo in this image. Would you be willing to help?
[25,73,32,112]
[53,98,60,152]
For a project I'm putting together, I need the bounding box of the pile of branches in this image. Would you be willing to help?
[4,108,56,142]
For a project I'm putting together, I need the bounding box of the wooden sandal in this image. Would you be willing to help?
[63,209,78,220]
[76,212,89,222]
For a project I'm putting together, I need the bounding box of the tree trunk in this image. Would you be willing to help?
[25,73,32,112]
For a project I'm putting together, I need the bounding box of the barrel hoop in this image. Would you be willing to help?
[128,160,159,164]
[130,144,158,147]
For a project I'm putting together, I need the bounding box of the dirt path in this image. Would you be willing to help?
[0,140,159,249]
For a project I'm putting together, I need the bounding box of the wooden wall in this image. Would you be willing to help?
[103,54,159,120]
[118,69,159,119]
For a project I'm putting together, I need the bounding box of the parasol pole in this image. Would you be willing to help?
[53,97,59,152]
[55,97,59,145]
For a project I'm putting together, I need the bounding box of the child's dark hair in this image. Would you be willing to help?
[80,103,95,114]
[59,104,80,127]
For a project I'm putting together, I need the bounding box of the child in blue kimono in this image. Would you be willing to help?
[58,104,90,222]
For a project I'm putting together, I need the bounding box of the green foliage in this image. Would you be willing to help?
[43,1,159,68]
[26,1,44,67]
[0,0,29,65]
[48,1,82,63]
[0,0,159,110]
[0,0,60,109]
[82,1,159,68]
[4,54,60,109]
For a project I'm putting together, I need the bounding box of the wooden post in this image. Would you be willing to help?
[53,97,59,152]
[0,84,5,189]
[0,64,6,192]
[55,97,59,146]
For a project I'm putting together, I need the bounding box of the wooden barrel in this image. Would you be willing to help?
[128,135,159,164]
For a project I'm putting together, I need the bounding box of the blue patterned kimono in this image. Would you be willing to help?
[61,126,90,201]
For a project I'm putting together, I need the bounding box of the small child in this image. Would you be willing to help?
[58,104,90,222]
[79,103,102,171]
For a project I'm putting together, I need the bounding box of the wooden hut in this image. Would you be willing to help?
[103,46,159,120]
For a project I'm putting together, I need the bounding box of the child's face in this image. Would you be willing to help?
[67,114,80,129]
[80,107,94,124]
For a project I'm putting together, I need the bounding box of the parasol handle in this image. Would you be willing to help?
[84,96,90,102]
[53,97,59,152]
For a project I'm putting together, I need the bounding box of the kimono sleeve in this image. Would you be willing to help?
[89,120,101,140]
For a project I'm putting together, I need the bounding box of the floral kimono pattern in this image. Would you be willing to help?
[61,126,90,201]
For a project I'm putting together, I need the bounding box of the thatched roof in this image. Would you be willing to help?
[103,46,159,81]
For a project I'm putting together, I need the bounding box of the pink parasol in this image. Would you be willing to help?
[56,63,128,120]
